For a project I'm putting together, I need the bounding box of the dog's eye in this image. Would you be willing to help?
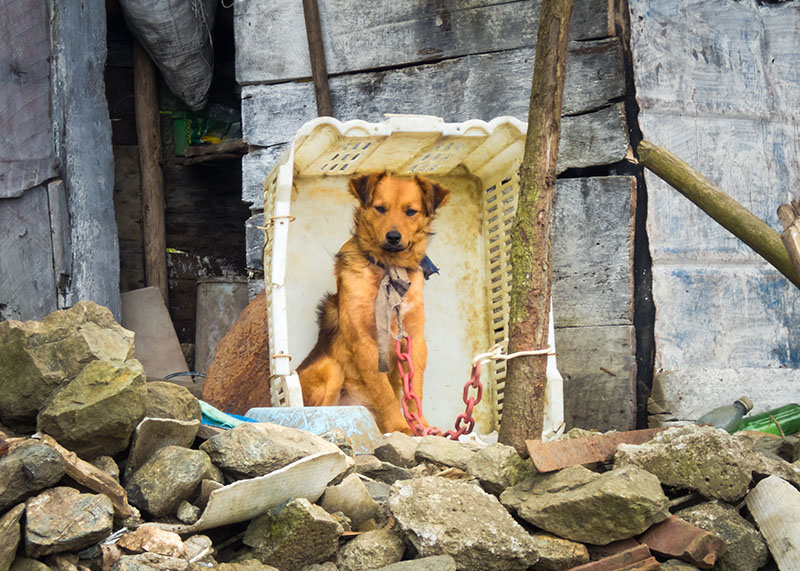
[405,208,418,217]
[374,205,386,214]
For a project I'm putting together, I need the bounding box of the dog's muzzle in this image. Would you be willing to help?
[382,230,405,251]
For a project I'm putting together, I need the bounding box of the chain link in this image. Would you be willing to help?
[397,335,483,439]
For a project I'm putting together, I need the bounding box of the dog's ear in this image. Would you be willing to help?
[349,171,387,206]
[415,176,451,215]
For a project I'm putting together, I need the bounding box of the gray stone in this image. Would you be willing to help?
[320,473,381,529]
[0,504,25,571]
[354,455,413,485]
[500,465,600,513]
[25,486,113,558]
[374,556,456,571]
[200,422,340,480]
[188,561,278,571]
[414,436,474,471]
[659,561,700,571]
[388,476,538,570]
[37,358,147,459]
[10,557,50,571]
[299,563,337,571]
[176,501,200,525]
[374,433,419,468]
[183,535,214,564]
[530,532,589,571]
[111,553,188,571]
[243,498,343,570]
[320,428,355,458]
[363,480,392,503]
[90,455,120,482]
[615,425,800,503]
[0,442,65,511]
[0,302,133,429]
[465,442,536,495]
[125,446,213,518]
[336,528,405,571]
[516,465,670,545]
[676,501,768,571]
[735,431,800,463]
[144,381,202,423]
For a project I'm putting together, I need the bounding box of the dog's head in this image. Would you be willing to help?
[349,171,450,267]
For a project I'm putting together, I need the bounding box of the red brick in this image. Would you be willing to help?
[568,545,653,571]
[639,515,727,568]
[526,428,667,472]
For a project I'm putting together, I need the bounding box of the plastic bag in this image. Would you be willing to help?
[119,0,217,111]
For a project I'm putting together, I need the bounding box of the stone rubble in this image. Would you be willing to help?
[0,303,796,571]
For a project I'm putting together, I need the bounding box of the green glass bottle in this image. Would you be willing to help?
[736,403,800,436]
[695,396,754,433]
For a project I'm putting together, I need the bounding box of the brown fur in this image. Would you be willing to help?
[297,172,450,434]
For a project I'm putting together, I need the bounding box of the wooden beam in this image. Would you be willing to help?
[133,40,168,304]
[302,0,333,117]
[637,139,800,289]
[498,0,574,453]
[778,202,800,279]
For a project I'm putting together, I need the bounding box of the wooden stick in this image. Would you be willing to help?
[637,139,800,289]
[498,0,574,453]
[778,203,800,278]
[302,0,333,117]
[133,41,169,304]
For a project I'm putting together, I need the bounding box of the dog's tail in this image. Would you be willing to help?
[297,293,339,371]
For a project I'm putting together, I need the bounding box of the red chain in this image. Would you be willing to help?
[396,335,484,439]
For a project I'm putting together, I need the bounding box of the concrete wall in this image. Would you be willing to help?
[628,0,800,423]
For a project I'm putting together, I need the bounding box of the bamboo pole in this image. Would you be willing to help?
[637,139,800,289]
[497,0,574,453]
[133,41,169,304]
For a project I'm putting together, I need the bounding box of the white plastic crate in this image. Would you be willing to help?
[262,114,562,436]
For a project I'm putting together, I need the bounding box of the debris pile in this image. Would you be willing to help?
[1,303,798,570]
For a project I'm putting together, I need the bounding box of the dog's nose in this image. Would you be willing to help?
[385,230,402,245]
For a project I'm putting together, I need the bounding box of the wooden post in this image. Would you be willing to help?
[778,202,800,279]
[637,139,800,289]
[302,0,333,117]
[133,41,169,304]
[497,0,574,453]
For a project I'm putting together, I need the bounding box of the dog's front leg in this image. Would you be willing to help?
[340,317,413,435]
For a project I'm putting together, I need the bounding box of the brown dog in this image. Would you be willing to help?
[297,172,450,434]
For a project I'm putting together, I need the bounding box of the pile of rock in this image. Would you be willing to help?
[0,303,797,571]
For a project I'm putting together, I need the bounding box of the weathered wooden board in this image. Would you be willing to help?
[0,0,58,197]
[651,264,800,371]
[0,185,58,321]
[241,43,626,149]
[555,324,637,432]
[552,176,636,328]
[113,146,146,293]
[649,368,800,427]
[235,0,615,83]
[52,0,121,318]
[630,1,800,118]
[641,115,799,262]
[629,0,800,407]
[242,146,288,208]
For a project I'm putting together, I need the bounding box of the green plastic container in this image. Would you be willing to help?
[737,403,800,436]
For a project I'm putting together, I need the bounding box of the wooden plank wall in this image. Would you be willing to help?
[628,0,800,425]
[236,0,639,431]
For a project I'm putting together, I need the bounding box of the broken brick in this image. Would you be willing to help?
[639,515,727,568]
[526,428,667,472]
[568,545,658,571]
